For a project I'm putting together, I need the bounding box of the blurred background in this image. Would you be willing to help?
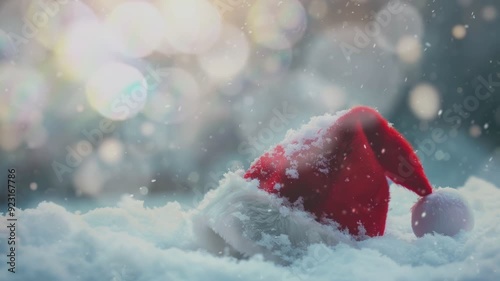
[0,0,499,210]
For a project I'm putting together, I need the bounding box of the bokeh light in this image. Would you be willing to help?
[376,3,424,53]
[86,62,148,120]
[409,83,441,121]
[141,122,156,136]
[98,138,124,164]
[396,36,422,64]
[307,0,329,20]
[25,0,98,50]
[105,1,165,58]
[198,25,250,81]
[452,25,467,40]
[469,125,482,138]
[482,6,497,22]
[248,0,307,50]
[55,20,117,80]
[159,0,222,54]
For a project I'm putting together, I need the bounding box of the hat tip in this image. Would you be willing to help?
[350,105,379,114]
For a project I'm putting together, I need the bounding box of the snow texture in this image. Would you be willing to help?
[1,174,500,281]
[281,110,348,158]
[250,110,349,172]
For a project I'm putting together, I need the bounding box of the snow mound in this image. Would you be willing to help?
[1,175,499,281]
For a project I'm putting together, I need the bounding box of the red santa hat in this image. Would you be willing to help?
[195,106,474,262]
[244,106,433,237]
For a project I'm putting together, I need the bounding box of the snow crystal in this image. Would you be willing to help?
[280,110,348,159]
[1,175,499,281]
[285,168,299,179]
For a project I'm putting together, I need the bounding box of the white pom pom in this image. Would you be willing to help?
[411,188,474,237]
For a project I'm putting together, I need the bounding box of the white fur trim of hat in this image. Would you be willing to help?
[191,171,353,264]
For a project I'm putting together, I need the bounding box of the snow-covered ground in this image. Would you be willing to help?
[1,174,499,281]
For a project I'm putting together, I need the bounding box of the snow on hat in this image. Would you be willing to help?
[244,106,433,237]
